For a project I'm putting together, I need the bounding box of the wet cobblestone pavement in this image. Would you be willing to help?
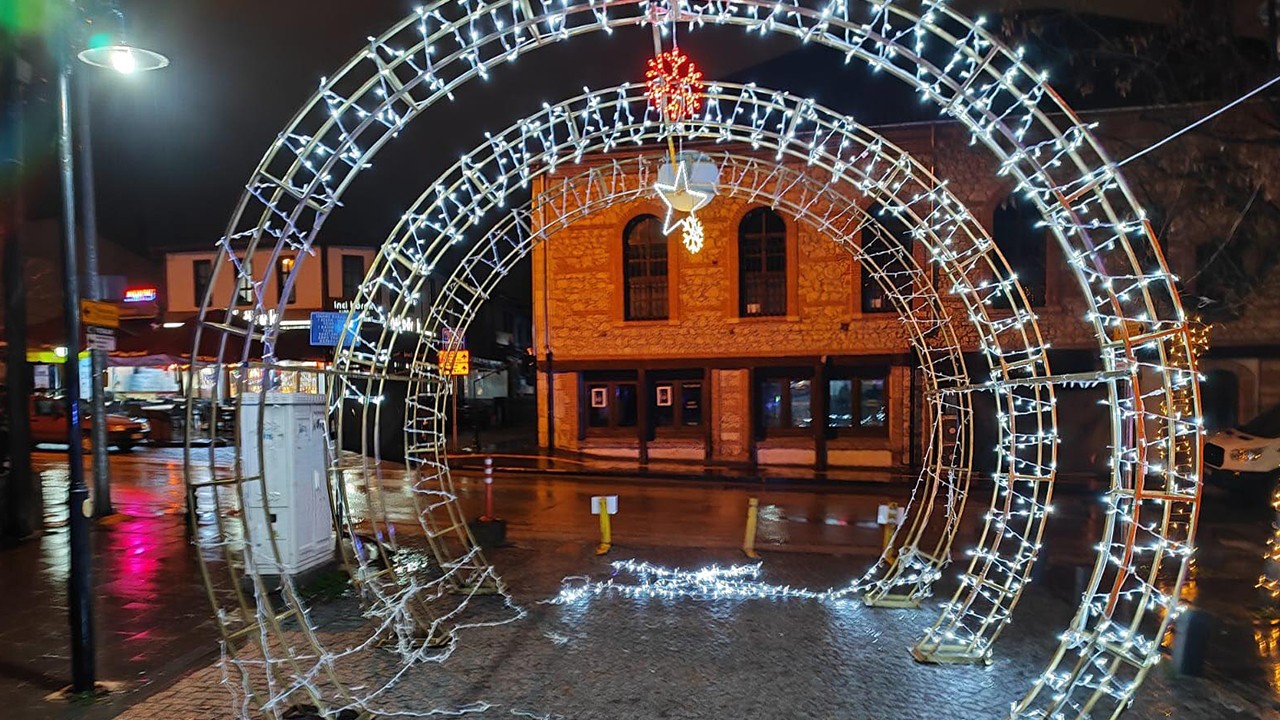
[4,446,1280,719]
[117,539,1280,720]
[0,450,220,720]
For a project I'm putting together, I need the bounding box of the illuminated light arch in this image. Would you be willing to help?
[350,145,990,609]
[185,2,1202,718]
[336,85,1052,641]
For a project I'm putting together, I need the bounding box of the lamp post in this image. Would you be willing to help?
[57,0,168,694]
[76,69,112,520]
[74,7,170,524]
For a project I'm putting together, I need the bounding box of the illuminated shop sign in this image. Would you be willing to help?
[123,287,158,303]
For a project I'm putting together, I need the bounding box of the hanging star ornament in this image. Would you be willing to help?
[653,158,710,236]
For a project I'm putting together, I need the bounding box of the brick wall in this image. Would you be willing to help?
[530,105,1280,458]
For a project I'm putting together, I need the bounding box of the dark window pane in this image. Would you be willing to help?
[587,385,610,427]
[681,383,702,427]
[992,195,1046,308]
[615,384,637,427]
[739,207,788,317]
[862,204,914,313]
[829,379,854,428]
[193,260,213,306]
[761,380,783,429]
[277,256,297,304]
[860,379,887,427]
[789,379,812,428]
[341,255,364,300]
[624,215,669,321]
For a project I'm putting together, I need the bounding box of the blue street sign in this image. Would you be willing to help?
[441,325,466,349]
[310,311,359,347]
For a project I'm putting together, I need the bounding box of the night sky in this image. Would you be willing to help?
[13,1,1266,257]
[28,1,811,254]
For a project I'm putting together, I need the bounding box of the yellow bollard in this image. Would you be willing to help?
[595,496,612,555]
[881,501,900,563]
[742,497,761,559]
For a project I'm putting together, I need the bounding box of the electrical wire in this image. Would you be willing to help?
[1116,73,1280,168]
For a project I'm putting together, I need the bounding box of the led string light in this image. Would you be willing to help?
[1261,485,1280,601]
[333,83,1057,671]
[374,150,978,609]
[187,3,1201,719]
[547,559,843,604]
[644,7,712,254]
[645,47,704,121]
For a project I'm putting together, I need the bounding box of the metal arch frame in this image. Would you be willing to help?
[332,83,1053,649]
[185,2,1201,718]
[285,80,1053,720]
[345,150,978,609]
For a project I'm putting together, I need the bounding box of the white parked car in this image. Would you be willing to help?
[1203,404,1280,491]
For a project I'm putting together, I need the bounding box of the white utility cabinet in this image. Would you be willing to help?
[238,392,334,577]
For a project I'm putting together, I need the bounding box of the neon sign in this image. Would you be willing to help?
[123,288,158,303]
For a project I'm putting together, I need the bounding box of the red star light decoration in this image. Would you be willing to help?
[645,47,704,121]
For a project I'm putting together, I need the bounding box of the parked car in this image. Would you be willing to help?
[29,394,151,452]
[1203,404,1280,492]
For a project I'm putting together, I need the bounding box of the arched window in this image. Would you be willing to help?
[738,207,787,317]
[623,214,669,321]
[992,193,1047,307]
[861,203,914,314]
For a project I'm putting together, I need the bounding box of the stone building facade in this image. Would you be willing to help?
[531,104,1280,474]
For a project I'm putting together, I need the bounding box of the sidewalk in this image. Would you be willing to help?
[448,449,907,483]
[445,447,1107,495]
[0,451,220,720]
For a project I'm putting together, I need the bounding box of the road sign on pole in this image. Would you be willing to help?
[590,496,618,515]
[309,311,359,347]
[85,327,115,352]
[80,298,118,328]
[592,495,617,555]
[441,325,466,349]
[439,349,470,376]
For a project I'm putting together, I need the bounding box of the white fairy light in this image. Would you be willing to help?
[680,214,705,253]
[547,559,848,604]
[187,3,1203,720]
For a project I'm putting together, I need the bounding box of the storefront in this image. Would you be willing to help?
[556,356,910,470]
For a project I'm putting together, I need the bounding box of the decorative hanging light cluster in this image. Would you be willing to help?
[645,12,717,254]
[645,47,704,121]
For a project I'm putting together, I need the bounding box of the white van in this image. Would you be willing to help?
[1203,404,1280,490]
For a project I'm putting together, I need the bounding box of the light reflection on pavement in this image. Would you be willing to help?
[2,445,1278,718]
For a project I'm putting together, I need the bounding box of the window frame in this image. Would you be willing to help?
[827,368,890,437]
[756,370,815,437]
[341,254,365,301]
[991,193,1047,308]
[583,378,639,435]
[192,259,213,307]
[234,258,255,307]
[622,214,670,321]
[738,207,789,318]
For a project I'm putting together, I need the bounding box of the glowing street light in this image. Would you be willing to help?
[77,43,169,74]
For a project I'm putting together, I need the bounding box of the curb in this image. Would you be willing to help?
[445,455,1107,495]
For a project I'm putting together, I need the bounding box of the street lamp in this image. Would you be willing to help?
[56,0,168,696]
[76,1,170,75]
[78,44,169,74]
